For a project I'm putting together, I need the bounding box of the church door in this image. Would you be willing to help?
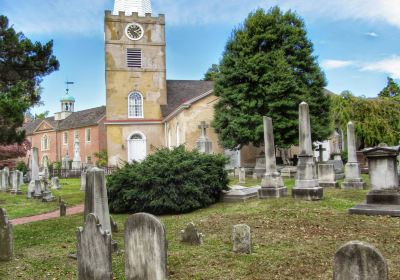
[128,133,147,163]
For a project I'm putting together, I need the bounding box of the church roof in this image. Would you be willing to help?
[60,92,75,102]
[23,106,106,135]
[162,80,214,118]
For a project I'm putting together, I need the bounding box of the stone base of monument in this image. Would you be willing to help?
[280,166,297,178]
[258,187,288,198]
[341,180,366,190]
[318,181,339,188]
[221,185,260,202]
[10,190,22,195]
[350,190,400,216]
[292,186,323,201]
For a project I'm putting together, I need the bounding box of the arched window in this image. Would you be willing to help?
[41,134,49,151]
[128,92,144,118]
[176,123,180,146]
[42,155,49,167]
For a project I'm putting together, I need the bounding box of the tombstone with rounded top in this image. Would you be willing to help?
[333,241,388,280]
[76,213,112,280]
[0,208,13,261]
[232,224,251,254]
[125,213,167,280]
[180,222,203,245]
[238,168,246,184]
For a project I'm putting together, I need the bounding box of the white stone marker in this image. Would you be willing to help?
[80,171,86,192]
[125,213,167,280]
[28,147,40,198]
[333,241,387,280]
[51,177,61,190]
[0,208,13,261]
[341,122,365,189]
[258,116,288,198]
[83,168,111,234]
[0,170,4,192]
[3,167,10,192]
[232,224,251,254]
[292,102,323,200]
[238,168,246,184]
[317,163,338,188]
[77,213,112,280]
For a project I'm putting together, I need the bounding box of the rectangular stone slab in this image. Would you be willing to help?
[221,186,260,202]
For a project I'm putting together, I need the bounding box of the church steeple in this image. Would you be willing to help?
[113,0,152,16]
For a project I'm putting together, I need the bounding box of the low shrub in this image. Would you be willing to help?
[107,146,229,215]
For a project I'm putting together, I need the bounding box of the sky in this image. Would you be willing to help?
[1,0,400,115]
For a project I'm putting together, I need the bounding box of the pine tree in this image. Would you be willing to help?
[0,15,59,144]
[378,77,400,98]
[203,64,220,81]
[212,7,331,149]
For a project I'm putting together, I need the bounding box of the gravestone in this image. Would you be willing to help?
[0,170,3,192]
[333,241,387,280]
[72,137,81,169]
[3,167,10,192]
[253,155,266,177]
[328,131,345,180]
[317,164,338,188]
[258,116,288,198]
[232,224,251,254]
[18,171,24,187]
[77,213,112,280]
[196,121,213,154]
[222,185,261,202]
[62,154,70,169]
[342,122,365,189]
[80,171,86,192]
[110,216,118,233]
[125,213,167,280]
[293,102,323,200]
[315,144,326,162]
[280,166,297,178]
[10,171,22,195]
[33,180,43,199]
[238,168,246,184]
[51,177,61,190]
[349,144,400,216]
[41,177,54,202]
[180,222,203,245]
[84,168,111,235]
[28,147,40,198]
[0,208,13,261]
[60,200,66,217]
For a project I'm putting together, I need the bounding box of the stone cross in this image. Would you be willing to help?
[180,222,203,245]
[0,208,13,261]
[83,168,111,234]
[293,102,323,200]
[198,121,209,138]
[333,241,388,280]
[77,213,112,280]
[258,116,287,198]
[315,144,326,162]
[125,213,168,280]
[341,122,365,189]
[232,224,251,254]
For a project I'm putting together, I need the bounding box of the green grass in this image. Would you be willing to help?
[0,179,84,219]
[2,175,399,280]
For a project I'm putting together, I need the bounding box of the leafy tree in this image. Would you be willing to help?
[212,7,331,149]
[94,150,108,167]
[35,110,50,119]
[0,139,31,168]
[331,91,400,148]
[203,64,220,81]
[0,15,59,145]
[378,77,400,98]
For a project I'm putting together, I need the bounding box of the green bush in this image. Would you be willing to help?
[16,160,27,174]
[107,146,229,215]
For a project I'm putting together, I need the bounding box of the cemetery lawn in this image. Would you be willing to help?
[0,179,83,219]
[3,175,400,279]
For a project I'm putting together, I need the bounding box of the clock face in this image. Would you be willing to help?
[125,23,144,41]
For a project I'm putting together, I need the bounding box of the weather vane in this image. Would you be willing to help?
[65,80,75,93]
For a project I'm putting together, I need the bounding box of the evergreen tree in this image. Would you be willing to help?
[212,7,331,149]
[203,64,220,81]
[0,15,59,144]
[378,77,400,98]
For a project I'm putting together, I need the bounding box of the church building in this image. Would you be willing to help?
[105,0,262,167]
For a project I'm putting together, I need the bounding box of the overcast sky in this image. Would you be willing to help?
[1,0,400,114]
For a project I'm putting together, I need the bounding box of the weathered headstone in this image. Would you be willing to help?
[18,171,24,187]
[77,213,112,280]
[0,170,4,192]
[315,144,326,162]
[180,222,203,245]
[253,154,266,177]
[317,164,338,188]
[232,224,251,254]
[349,144,400,216]
[80,171,86,192]
[342,122,365,189]
[222,185,261,202]
[258,117,288,198]
[10,171,22,195]
[28,147,40,198]
[125,213,167,280]
[238,168,246,184]
[0,208,13,261]
[33,180,43,199]
[293,102,323,200]
[333,241,388,280]
[196,121,213,154]
[328,131,345,180]
[3,167,10,192]
[84,168,111,234]
[51,177,61,190]
[110,216,118,233]
[60,200,67,217]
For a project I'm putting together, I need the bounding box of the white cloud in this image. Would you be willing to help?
[321,60,355,70]
[365,32,378,37]
[361,56,400,79]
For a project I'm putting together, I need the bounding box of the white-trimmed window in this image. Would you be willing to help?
[127,49,142,68]
[63,132,68,145]
[128,92,144,118]
[74,130,79,140]
[41,134,49,151]
[85,128,91,143]
[86,156,92,164]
